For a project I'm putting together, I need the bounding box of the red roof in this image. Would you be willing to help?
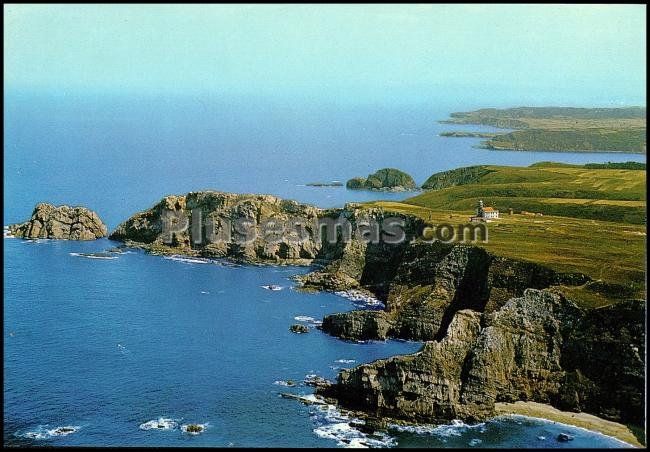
[482,207,496,212]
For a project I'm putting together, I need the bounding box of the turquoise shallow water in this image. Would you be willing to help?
[3,93,643,447]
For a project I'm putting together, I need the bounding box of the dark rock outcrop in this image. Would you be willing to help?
[559,299,645,424]
[321,310,393,341]
[289,324,310,334]
[321,309,484,422]
[320,289,645,426]
[8,203,107,240]
[315,240,588,342]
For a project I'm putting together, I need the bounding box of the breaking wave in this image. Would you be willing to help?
[334,290,385,309]
[139,417,178,431]
[389,419,487,437]
[19,425,80,440]
[294,316,323,326]
[69,252,118,260]
[310,401,396,448]
[162,255,212,264]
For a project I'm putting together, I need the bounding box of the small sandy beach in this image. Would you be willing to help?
[495,401,645,448]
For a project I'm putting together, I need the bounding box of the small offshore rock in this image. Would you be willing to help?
[290,324,310,334]
[184,424,204,434]
[557,433,574,442]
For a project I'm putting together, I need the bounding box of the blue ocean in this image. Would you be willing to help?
[3,92,643,447]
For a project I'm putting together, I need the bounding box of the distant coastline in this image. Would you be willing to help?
[439,106,646,154]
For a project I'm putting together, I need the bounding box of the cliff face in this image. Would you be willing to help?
[311,240,588,342]
[299,218,642,426]
[109,192,426,266]
[320,290,645,426]
[560,299,646,424]
[110,192,323,263]
[8,203,107,240]
[326,309,484,422]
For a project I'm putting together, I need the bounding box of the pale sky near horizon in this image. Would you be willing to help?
[3,4,647,106]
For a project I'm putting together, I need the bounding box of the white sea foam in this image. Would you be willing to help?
[273,380,296,387]
[334,290,385,309]
[69,252,118,260]
[21,425,80,440]
[200,291,210,294]
[294,316,323,326]
[163,255,212,264]
[139,417,178,431]
[389,419,486,437]
[310,402,396,448]
[294,315,316,322]
[22,430,49,440]
[262,285,283,291]
[468,438,483,446]
[335,359,356,364]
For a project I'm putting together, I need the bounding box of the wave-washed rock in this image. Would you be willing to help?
[8,203,107,240]
[318,290,645,426]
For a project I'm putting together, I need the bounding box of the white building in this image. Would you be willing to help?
[471,200,499,221]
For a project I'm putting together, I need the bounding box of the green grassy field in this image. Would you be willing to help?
[366,200,645,307]
[362,162,646,307]
[487,128,646,153]
[413,163,646,224]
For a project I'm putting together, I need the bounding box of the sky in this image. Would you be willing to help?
[3,4,647,106]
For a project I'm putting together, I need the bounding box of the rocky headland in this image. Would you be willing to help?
[8,203,107,240]
[109,191,426,265]
[110,191,323,264]
[108,190,645,437]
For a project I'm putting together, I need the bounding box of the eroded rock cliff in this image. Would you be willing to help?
[310,240,589,342]
[319,290,645,426]
[110,192,323,263]
[8,203,107,240]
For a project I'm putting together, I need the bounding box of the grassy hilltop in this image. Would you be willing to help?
[441,107,646,153]
[364,162,646,306]
[414,162,646,224]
